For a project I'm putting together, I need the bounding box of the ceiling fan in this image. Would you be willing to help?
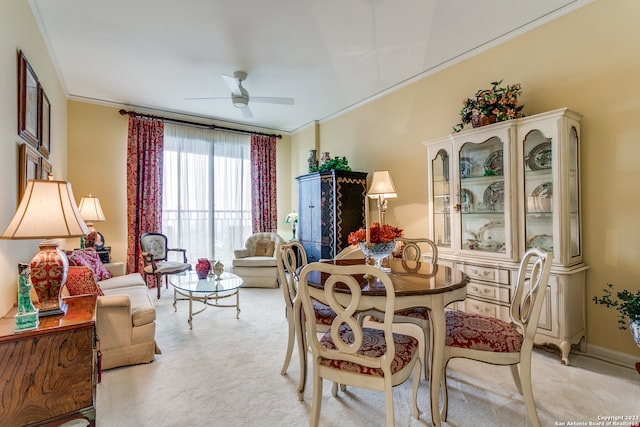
[185,71,294,118]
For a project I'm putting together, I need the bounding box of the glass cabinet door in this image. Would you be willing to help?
[458,136,508,255]
[522,129,554,254]
[568,126,581,258]
[431,148,451,249]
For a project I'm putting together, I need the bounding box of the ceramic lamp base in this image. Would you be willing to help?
[29,240,69,317]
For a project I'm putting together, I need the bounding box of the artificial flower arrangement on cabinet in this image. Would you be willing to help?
[453,80,525,132]
[348,222,403,269]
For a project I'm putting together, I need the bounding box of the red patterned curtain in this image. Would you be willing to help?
[126,116,164,274]
[250,134,277,232]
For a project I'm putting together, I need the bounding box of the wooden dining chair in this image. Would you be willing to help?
[276,242,336,396]
[439,248,552,426]
[298,262,422,427]
[366,237,439,377]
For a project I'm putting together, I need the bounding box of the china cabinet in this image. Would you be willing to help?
[424,108,587,364]
[296,170,367,262]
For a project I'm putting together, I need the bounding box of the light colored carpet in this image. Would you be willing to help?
[87,287,638,427]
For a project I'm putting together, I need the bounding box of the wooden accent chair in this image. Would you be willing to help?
[140,232,191,299]
[439,248,552,426]
[298,262,421,427]
[276,241,336,400]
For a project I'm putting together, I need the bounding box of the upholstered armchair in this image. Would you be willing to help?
[140,232,191,299]
[232,232,284,288]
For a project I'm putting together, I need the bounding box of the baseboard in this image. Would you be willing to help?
[578,344,638,369]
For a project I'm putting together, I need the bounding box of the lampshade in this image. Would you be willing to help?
[1,179,89,317]
[284,211,298,224]
[78,194,106,223]
[367,170,397,199]
[1,180,90,239]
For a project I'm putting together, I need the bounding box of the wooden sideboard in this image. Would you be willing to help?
[0,294,98,427]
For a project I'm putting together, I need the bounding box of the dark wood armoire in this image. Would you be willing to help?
[296,170,367,262]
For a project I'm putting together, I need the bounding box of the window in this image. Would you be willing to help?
[163,123,251,266]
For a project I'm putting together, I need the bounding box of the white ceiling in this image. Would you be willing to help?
[30,0,585,133]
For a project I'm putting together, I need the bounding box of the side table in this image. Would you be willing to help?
[0,295,98,427]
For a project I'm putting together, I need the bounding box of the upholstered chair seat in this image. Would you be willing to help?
[445,311,523,352]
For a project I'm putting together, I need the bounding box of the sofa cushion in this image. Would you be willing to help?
[68,248,112,281]
[232,256,278,268]
[66,266,104,296]
[255,240,275,256]
[102,286,156,326]
[98,272,146,291]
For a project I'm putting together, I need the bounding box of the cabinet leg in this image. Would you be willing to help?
[559,340,571,365]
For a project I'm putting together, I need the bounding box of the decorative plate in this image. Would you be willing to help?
[461,188,473,205]
[460,157,473,178]
[526,141,552,170]
[530,182,552,212]
[483,150,503,176]
[478,221,505,251]
[528,234,553,252]
[483,181,504,207]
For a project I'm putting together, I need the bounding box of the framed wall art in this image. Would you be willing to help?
[39,87,51,158]
[19,143,40,200]
[17,50,39,148]
[40,157,53,180]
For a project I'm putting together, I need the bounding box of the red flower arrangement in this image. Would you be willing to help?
[348,222,403,245]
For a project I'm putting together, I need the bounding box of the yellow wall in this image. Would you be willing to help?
[67,102,129,264]
[0,1,70,315]
[291,0,640,358]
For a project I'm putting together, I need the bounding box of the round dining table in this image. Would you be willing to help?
[295,257,469,427]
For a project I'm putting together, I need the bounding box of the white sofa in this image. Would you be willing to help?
[60,262,161,370]
[232,232,284,288]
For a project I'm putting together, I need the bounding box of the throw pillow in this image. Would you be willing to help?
[255,240,275,257]
[68,248,112,281]
[65,266,104,296]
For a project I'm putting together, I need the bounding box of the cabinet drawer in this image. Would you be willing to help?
[462,297,511,322]
[466,281,510,304]
[460,264,510,285]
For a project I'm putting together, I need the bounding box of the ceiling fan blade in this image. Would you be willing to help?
[240,106,253,119]
[221,74,242,95]
[184,97,228,100]
[250,96,295,105]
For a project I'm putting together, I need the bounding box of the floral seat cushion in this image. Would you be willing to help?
[319,325,419,376]
[445,310,523,353]
[395,307,429,320]
[312,299,337,325]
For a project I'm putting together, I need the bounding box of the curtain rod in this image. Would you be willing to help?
[118,109,282,139]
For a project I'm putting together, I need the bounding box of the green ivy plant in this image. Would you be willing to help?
[310,156,352,173]
[593,283,640,330]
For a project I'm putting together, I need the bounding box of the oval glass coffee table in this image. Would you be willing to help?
[170,271,242,329]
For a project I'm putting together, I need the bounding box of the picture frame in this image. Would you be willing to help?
[38,86,51,158]
[19,144,40,200]
[40,157,53,180]
[17,51,39,148]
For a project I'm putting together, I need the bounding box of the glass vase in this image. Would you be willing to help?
[359,242,395,270]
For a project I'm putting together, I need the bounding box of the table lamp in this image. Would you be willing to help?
[284,211,298,240]
[78,194,106,248]
[367,170,397,225]
[0,180,89,316]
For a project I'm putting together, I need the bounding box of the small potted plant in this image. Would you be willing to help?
[453,80,525,132]
[310,155,352,173]
[593,283,640,348]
